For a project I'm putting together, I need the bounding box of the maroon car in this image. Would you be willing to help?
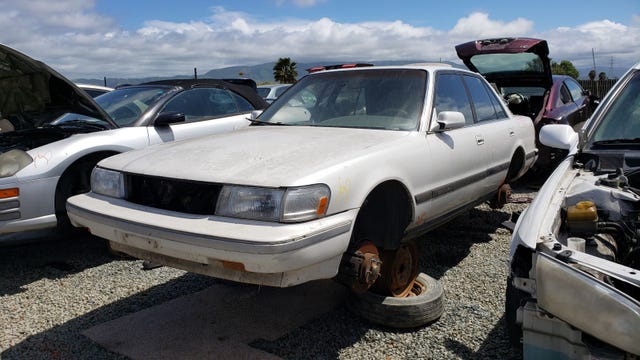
[456,37,595,171]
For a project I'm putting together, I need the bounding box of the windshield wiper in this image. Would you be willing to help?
[247,118,290,126]
[44,120,110,131]
[592,138,640,146]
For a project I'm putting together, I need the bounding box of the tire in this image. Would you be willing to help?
[346,273,444,328]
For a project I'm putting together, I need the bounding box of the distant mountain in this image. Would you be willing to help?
[74,59,462,87]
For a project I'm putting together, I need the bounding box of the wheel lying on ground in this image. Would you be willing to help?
[346,272,444,328]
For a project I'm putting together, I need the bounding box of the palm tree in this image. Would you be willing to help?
[273,57,298,84]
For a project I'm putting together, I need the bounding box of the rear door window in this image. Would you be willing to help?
[463,75,502,122]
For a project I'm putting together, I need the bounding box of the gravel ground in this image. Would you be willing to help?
[0,186,535,360]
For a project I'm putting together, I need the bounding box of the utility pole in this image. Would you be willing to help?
[194,67,198,80]
[591,48,597,75]
[610,57,614,78]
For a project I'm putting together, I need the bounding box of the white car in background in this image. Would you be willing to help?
[0,43,267,236]
[257,84,291,103]
[506,62,640,358]
[68,63,536,327]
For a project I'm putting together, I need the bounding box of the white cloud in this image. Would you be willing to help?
[449,12,534,38]
[0,2,637,80]
[539,19,640,72]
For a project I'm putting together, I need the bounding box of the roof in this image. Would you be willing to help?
[141,78,268,109]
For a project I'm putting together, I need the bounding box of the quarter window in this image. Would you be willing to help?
[559,84,573,105]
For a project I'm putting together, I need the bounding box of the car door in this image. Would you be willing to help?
[461,74,516,195]
[146,87,253,144]
[421,72,492,217]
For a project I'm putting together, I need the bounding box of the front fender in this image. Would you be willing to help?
[509,157,577,258]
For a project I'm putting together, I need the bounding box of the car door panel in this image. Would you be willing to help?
[417,73,491,218]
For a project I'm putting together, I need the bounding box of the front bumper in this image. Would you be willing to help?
[67,192,357,287]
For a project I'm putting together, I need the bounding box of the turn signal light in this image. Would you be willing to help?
[0,188,19,199]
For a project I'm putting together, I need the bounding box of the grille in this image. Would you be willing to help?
[125,174,222,215]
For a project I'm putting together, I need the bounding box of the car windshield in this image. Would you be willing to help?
[94,86,173,127]
[257,87,270,97]
[588,71,640,146]
[470,53,545,76]
[257,69,426,130]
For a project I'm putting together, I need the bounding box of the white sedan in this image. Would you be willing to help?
[68,63,536,306]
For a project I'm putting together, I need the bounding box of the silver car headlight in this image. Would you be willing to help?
[216,184,330,222]
[90,167,125,198]
[0,149,33,178]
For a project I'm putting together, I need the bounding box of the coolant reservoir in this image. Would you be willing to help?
[566,200,598,234]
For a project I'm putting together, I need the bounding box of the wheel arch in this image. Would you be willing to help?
[505,146,526,183]
[54,150,120,222]
[351,180,415,251]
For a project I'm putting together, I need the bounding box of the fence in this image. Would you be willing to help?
[578,79,617,99]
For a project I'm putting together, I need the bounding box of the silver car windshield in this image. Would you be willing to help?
[589,71,640,145]
[258,69,426,131]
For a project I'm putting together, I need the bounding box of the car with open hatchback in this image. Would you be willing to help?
[456,37,596,172]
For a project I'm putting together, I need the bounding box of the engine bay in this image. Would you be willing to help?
[557,158,640,301]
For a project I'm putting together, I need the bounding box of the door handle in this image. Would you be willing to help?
[475,135,484,145]
[509,129,515,137]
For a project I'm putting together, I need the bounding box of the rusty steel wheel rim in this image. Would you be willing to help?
[374,241,419,297]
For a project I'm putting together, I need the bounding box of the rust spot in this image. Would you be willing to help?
[222,260,245,271]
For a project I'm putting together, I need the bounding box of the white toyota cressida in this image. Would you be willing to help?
[67,63,536,301]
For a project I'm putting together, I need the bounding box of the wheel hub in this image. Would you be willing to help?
[373,241,419,297]
[337,241,382,293]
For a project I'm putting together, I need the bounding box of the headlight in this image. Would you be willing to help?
[91,167,125,198]
[0,149,33,177]
[216,184,330,222]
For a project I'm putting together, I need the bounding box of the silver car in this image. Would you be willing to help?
[506,62,640,358]
[0,44,267,236]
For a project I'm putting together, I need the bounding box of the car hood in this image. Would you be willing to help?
[0,44,113,128]
[455,37,552,89]
[99,126,411,187]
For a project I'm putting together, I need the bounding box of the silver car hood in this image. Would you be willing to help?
[98,126,411,187]
[0,44,113,127]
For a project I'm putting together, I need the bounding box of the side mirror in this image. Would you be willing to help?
[249,110,263,120]
[539,124,579,151]
[435,111,465,132]
[154,111,185,126]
